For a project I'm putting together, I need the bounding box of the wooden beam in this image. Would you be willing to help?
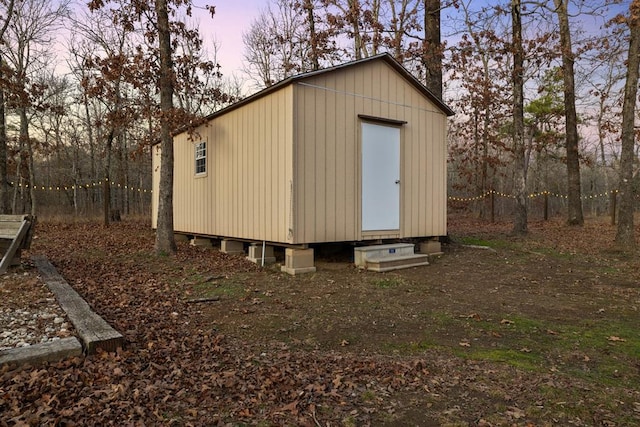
[32,255,124,354]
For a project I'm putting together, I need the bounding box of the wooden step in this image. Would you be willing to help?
[364,253,430,272]
[354,243,415,267]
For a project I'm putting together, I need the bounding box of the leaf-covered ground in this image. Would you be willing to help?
[1,215,640,426]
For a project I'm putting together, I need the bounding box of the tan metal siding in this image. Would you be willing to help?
[172,86,294,243]
[293,60,447,243]
[160,56,448,246]
[151,144,161,229]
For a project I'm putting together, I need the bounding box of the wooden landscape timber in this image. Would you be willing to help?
[32,255,124,354]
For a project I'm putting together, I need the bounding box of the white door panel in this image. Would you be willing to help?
[361,122,400,231]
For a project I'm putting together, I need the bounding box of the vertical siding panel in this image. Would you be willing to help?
[439,116,447,233]
[282,88,291,243]
[417,94,426,236]
[260,100,267,239]
[353,68,364,240]
[324,75,337,242]
[286,86,295,243]
[268,91,277,241]
[419,110,428,236]
[275,89,284,242]
[429,113,437,233]
[243,107,250,238]
[293,86,304,243]
[244,107,251,238]
[380,66,390,118]
[234,111,241,237]
[340,70,352,240]
[334,71,347,240]
[315,77,327,242]
[229,114,235,235]
[219,120,227,234]
[151,144,160,229]
[258,102,265,239]
[207,126,213,233]
[293,86,303,243]
[294,87,304,243]
[303,84,316,243]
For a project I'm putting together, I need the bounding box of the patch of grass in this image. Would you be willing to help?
[361,390,376,402]
[342,416,357,427]
[557,319,640,384]
[456,236,511,249]
[596,265,621,274]
[371,276,405,288]
[410,309,640,387]
[383,339,440,355]
[192,277,247,298]
[528,246,576,260]
[465,348,543,371]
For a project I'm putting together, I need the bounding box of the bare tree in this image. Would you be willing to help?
[243,0,312,89]
[615,0,640,249]
[423,0,442,99]
[0,0,15,214]
[154,0,176,254]
[512,0,527,234]
[553,0,583,226]
[1,0,70,215]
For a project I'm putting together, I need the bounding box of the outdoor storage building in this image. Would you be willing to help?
[152,53,454,249]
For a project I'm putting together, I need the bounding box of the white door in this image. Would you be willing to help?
[361,122,400,231]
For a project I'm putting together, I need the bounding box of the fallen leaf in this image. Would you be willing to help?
[340,339,349,346]
[506,406,525,419]
[459,341,471,347]
[500,319,514,325]
[608,336,626,342]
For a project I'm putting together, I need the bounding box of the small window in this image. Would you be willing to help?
[195,142,206,175]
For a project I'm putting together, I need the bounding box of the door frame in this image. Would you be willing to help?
[359,116,405,235]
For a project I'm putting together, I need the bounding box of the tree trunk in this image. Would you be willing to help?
[19,108,34,215]
[423,0,442,100]
[26,126,36,217]
[304,0,320,70]
[155,0,177,255]
[511,0,527,234]
[0,56,8,214]
[83,90,97,211]
[103,129,114,227]
[349,0,366,59]
[553,0,583,226]
[615,0,640,249]
[0,2,13,215]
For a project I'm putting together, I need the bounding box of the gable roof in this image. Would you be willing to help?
[204,53,454,123]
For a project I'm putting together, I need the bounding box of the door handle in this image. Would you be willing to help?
[395,180,400,184]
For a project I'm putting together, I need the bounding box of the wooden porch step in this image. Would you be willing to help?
[364,253,430,272]
[354,243,415,267]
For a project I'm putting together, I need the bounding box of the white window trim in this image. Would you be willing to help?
[195,141,207,176]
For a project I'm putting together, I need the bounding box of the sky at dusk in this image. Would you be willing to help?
[195,0,269,78]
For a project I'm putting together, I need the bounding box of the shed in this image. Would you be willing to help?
[152,53,454,272]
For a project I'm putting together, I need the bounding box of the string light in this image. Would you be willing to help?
[449,189,618,202]
[8,180,152,193]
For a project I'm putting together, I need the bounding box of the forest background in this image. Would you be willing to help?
[0,0,637,240]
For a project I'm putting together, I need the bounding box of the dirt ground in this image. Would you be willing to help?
[1,215,640,426]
